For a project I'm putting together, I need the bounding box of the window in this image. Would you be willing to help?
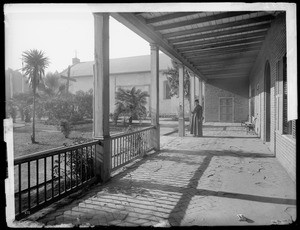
[282,55,293,135]
[250,88,255,118]
[275,59,283,130]
[163,80,171,99]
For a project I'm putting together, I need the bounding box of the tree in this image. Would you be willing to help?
[13,92,33,121]
[114,87,149,125]
[163,59,191,99]
[74,89,93,119]
[38,71,65,98]
[22,49,49,143]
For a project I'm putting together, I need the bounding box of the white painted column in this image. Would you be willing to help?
[195,76,200,100]
[189,73,195,130]
[150,43,160,150]
[4,119,15,225]
[178,63,185,136]
[9,72,13,98]
[202,81,205,119]
[199,78,203,107]
[93,13,111,182]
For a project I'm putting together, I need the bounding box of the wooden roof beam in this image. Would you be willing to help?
[174,30,266,50]
[196,60,255,68]
[153,11,251,31]
[145,12,200,24]
[190,52,258,62]
[194,58,257,67]
[198,63,253,70]
[179,42,262,55]
[183,44,261,56]
[163,14,274,38]
[202,67,252,74]
[170,23,270,44]
[177,38,263,53]
[206,74,249,79]
[184,45,261,59]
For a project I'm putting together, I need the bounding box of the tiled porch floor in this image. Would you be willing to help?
[22,124,296,226]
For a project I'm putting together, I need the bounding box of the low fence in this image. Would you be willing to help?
[111,126,156,171]
[13,126,157,220]
[14,140,99,220]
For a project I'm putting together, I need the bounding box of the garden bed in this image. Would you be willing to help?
[13,121,151,158]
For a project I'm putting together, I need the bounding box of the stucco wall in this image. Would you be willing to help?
[69,71,178,116]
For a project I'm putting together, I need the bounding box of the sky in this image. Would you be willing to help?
[4,4,152,74]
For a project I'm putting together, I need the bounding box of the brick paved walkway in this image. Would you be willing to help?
[22,125,296,227]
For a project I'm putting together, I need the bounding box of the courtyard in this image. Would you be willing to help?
[18,123,296,226]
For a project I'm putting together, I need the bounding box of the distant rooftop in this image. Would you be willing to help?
[61,53,172,77]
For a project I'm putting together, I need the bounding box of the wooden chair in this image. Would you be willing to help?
[241,116,257,134]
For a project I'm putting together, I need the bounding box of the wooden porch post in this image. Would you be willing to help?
[195,76,200,100]
[189,73,195,130]
[150,43,160,151]
[93,13,111,183]
[178,63,185,136]
[199,78,203,107]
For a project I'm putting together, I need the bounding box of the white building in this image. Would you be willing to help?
[60,53,190,116]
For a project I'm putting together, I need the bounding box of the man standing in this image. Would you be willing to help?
[190,99,203,137]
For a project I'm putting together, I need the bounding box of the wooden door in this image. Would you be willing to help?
[219,97,234,122]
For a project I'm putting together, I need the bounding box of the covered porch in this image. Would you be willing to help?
[23,124,296,226]
[10,4,297,226]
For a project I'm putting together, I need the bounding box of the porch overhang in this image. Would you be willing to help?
[109,11,277,82]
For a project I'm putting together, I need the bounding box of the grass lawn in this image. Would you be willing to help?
[13,121,150,158]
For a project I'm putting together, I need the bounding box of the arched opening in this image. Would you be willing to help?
[264,61,271,142]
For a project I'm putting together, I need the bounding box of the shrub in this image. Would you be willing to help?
[60,119,71,138]
[53,138,95,186]
[7,100,17,123]
[74,89,93,119]
[24,106,32,122]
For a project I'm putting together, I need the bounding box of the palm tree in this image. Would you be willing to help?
[114,87,149,125]
[39,71,65,98]
[22,49,49,143]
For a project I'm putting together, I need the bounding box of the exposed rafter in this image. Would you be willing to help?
[206,74,249,79]
[198,63,253,70]
[169,23,270,44]
[145,12,199,24]
[174,31,267,50]
[194,58,257,67]
[183,44,261,56]
[177,38,263,53]
[202,67,252,74]
[162,14,274,38]
[190,53,258,63]
[109,11,275,82]
[180,44,261,57]
[153,11,251,31]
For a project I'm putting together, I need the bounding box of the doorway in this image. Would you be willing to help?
[264,61,271,142]
[219,97,234,122]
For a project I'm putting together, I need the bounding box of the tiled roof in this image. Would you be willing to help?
[61,53,172,77]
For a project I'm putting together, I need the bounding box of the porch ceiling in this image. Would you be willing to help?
[111,11,276,81]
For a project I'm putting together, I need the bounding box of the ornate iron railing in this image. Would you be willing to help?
[14,140,99,220]
[110,126,156,171]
